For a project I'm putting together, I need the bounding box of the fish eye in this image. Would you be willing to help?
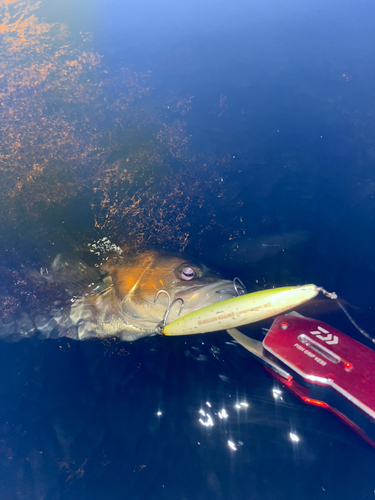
[181,267,196,280]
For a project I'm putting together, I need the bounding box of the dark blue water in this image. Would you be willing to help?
[1,0,375,498]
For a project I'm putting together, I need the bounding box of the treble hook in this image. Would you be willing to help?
[233,277,246,296]
[154,289,171,307]
[165,298,184,322]
[154,290,185,335]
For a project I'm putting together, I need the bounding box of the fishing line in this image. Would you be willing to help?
[317,287,374,342]
[335,299,375,343]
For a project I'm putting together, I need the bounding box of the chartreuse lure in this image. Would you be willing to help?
[163,285,332,336]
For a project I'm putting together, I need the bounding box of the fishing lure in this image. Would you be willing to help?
[163,284,336,336]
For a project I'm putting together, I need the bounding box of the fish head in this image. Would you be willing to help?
[113,252,244,326]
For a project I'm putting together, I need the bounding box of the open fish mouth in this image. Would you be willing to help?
[169,278,247,313]
[153,278,246,333]
[158,277,248,329]
[215,278,247,298]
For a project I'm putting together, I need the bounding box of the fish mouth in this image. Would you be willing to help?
[151,277,247,327]
[150,277,247,327]
[179,277,247,311]
[214,277,247,298]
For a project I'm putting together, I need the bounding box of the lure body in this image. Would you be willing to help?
[163,285,319,336]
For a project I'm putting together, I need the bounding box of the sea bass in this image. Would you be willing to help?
[0,251,244,342]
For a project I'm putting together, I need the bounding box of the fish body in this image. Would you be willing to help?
[3,251,241,342]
